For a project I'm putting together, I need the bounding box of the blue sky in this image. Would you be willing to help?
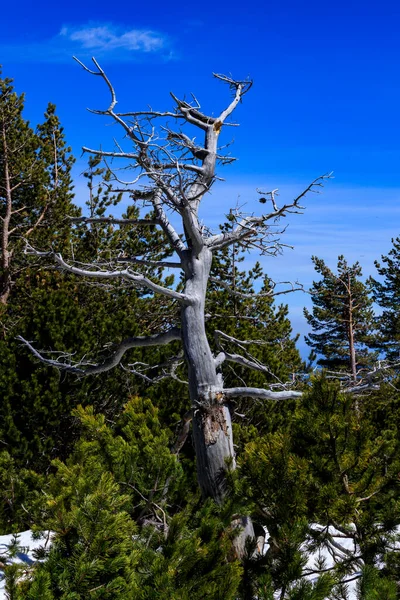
[2,0,400,355]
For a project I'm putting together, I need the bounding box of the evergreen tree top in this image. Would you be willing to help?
[304,255,376,375]
[369,236,400,360]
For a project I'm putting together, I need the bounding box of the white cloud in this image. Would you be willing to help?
[60,24,166,54]
[0,22,172,63]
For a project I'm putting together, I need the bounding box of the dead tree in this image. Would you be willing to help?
[20,60,330,546]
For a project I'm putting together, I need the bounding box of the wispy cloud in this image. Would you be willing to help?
[0,23,173,63]
[60,24,166,53]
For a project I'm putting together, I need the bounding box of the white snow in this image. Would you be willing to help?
[262,523,400,599]
[0,530,51,599]
[0,525,399,599]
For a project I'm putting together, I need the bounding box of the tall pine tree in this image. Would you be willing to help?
[304,255,376,380]
[369,236,400,360]
[0,72,38,305]
[0,73,78,307]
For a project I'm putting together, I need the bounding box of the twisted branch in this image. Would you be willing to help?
[18,327,181,375]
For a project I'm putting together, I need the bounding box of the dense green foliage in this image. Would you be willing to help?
[1,69,400,599]
[369,236,400,360]
[238,378,400,597]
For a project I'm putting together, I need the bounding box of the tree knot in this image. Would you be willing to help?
[196,399,228,446]
[213,120,223,135]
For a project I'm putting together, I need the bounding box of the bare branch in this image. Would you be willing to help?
[210,277,305,299]
[117,257,182,269]
[224,387,302,401]
[121,352,187,385]
[342,382,380,394]
[214,329,283,347]
[356,490,380,503]
[171,410,192,455]
[214,74,252,124]
[214,352,226,369]
[73,57,117,112]
[70,216,160,226]
[214,333,291,387]
[115,110,185,119]
[152,190,187,256]
[318,359,400,394]
[82,147,138,160]
[24,244,189,303]
[206,173,333,251]
[82,146,204,175]
[17,327,181,375]
[216,350,279,378]
[169,92,214,131]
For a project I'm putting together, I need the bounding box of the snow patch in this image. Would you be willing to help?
[0,530,51,599]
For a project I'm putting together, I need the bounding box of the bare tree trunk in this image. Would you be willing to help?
[182,247,236,502]
[181,247,255,555]
[347,275,357,383]
[0,122,12,306]
[348,319,357,383]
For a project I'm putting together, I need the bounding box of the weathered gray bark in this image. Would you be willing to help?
[181,247,236,502]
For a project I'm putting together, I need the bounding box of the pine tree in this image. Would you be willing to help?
[369,236,400,360]
[0,88,83,470]
[34,102,78,250]
[0,72,39,305]
[304,255,376,380]
[24,570,54,600]
[0,450,45,533]
[356,565,397,599]
[238,377,400,595]
[0,75,77,307]
[21,398,243,600]
[18,65,320,548]
[292,378,400,568]
[0,83,174,475]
